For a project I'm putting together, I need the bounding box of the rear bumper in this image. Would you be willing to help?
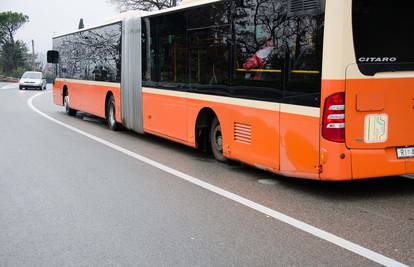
[319,140,414,180]
[350,148,414,179]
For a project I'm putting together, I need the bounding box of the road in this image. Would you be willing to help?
[0,82,413,266]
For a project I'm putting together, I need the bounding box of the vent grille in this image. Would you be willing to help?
[287,0,325,17]
[234,122,252,144]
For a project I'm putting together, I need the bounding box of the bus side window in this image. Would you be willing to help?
[86,24,122,83]
[283,14,324,107]
[142,17,158,84]
[187,2,231,94]
[53,23,122,83]
[231,0,286,102]
[156,12,187,88]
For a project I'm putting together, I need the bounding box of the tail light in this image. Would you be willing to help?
[322,92,345,143]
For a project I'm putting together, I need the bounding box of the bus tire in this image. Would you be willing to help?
[210,117,227,162]
[63,92,77,116]
[106,95,119,131]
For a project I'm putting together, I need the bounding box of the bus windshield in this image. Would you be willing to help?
[353,0,414,76]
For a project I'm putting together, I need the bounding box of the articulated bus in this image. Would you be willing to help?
[47,0,414,181]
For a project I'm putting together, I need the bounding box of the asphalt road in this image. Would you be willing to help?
[0,82,413,266]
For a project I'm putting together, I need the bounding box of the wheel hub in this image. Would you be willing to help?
[214,127,223,152]
[109,104,115,126]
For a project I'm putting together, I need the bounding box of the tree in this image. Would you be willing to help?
[0,40,30,76]
[110,0,180,12]
[0,11,29,45]
[0,11,29,75]
[78,18,84,29]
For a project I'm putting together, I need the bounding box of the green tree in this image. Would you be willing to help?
[0,11,29,75]
[0,40,29,75]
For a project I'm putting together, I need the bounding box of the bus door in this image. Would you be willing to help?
[141,12,188,142]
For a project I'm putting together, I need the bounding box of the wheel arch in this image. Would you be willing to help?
[194,107,219,151]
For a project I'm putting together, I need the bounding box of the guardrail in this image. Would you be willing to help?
[0,75,18,83]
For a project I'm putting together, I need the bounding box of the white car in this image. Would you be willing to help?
[19,71,47,90]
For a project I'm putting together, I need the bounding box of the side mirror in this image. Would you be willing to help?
[47,50,59,64]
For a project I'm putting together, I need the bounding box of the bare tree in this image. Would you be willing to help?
[110,0,180,11]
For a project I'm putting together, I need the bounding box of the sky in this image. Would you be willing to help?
[1,0,120,62]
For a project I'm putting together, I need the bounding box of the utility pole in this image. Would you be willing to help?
[31,39,35,70]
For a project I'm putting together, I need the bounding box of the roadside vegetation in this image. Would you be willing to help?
[0,11,43,79]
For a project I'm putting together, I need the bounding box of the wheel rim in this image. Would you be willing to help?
[64,95,69,111]
[213,125,223,152]
[109,103,116,127]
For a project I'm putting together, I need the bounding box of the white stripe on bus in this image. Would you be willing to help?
[28,92,408,267]
[142,87,281,112]
[55,79,320,117]
[142,87,320,117]
[55,78,120,88]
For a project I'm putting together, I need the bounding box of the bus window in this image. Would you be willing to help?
[142,13,187,88]
[187,3,231,95]
[188,26,231,94]
[53,23,122,83]
[353,0,414,76]
[157,12,187,85]
[284,14,324,107]
[142,17,157,84]
[232,0,285,102]
[187,2,229,29]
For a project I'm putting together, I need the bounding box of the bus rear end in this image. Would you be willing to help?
[320,0,414,180]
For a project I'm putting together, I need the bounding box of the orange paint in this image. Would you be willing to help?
[52,80,121,123]
[142,91,324,175]
[345,77,414,149]
[319,79,353,181]
[279,112,320,180]
[406,159,414,174]
[143,92,187,142]
[320,77,414,180]
[351,148,405,179]
[319,139,352,181]
[143,91,280,172]
[53,80,64,106]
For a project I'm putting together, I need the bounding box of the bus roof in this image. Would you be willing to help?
[52,0,221,39]
[142,0,221,17]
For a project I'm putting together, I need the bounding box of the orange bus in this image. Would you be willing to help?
[47,0,414,181]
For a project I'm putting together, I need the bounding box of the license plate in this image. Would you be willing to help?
[397,147,414,159]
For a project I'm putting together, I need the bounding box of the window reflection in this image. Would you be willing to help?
[232,0,286,100]
[53,22,122,83]
[282,12,324,107]
[141,0,324,106]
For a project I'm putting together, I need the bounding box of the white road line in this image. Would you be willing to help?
[0,83,17,89]
[28,92,407,267]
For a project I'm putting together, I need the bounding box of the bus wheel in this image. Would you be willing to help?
[64,93,77,116]
[106,95,119,131]
[210,117,227,162]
